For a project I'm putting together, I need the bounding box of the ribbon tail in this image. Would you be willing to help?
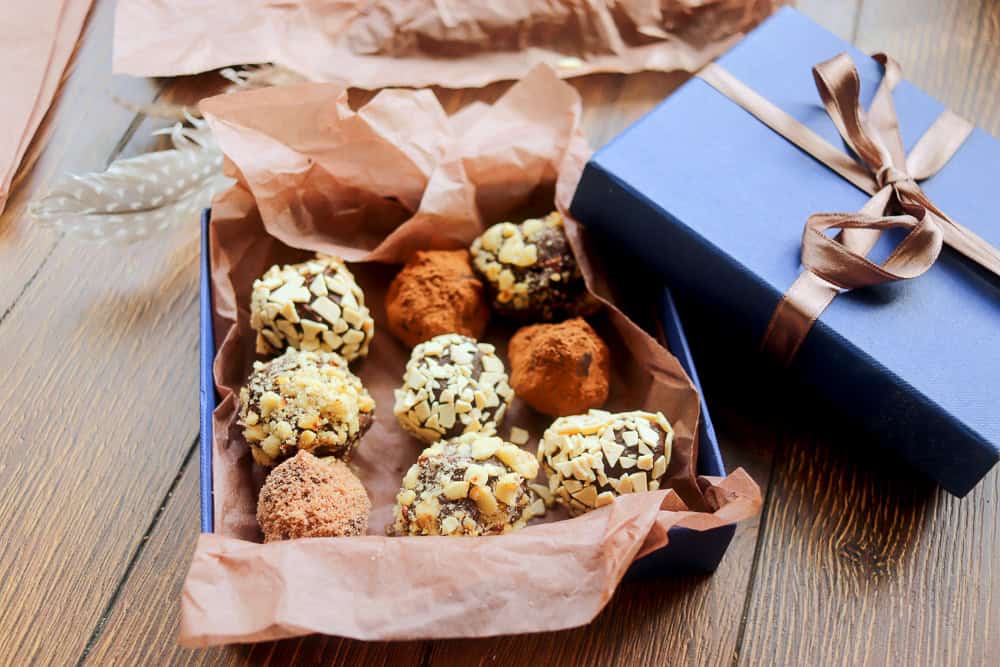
[936,215,1000,277]
[760,271,839,367]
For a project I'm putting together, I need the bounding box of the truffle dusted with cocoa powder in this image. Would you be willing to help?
[257,451,371,541]
[385,249,490,348]
[393,333,514,444]
[249,255,374,361]
[470,211,589,321]
[391,433,543,536]
[239,348,375,467]
[508,318,610,417]
[537,410,673,516]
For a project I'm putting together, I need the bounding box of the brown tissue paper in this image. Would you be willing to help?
[115,0,782,89]
[181,66,761,646]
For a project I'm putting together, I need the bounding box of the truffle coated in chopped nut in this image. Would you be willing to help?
[238,348,376,466]
[391,433,540,536]
[538,409,673,516]
[470,211,591,321]
[508,318,610,416]
[393,333,514,443]
[385,250,490,348]
[250,254,374,361]
[257,451,372,541]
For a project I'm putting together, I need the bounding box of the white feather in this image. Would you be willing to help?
[28,114,232,244]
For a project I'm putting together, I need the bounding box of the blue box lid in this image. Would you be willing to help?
[571,7,1000,496]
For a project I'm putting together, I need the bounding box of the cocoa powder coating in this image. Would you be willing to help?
[508,318,610,417]
[257,451,372,541]
[385,250,490,348]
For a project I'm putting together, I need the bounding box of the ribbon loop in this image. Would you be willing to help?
[876,165,908,188]
[698,51,998,367]
[813,54,896,176]
[800,207,942,290]
[765,52,986,366]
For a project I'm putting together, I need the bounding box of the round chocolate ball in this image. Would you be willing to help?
[257,451,371,541]
[385,249,490,348]
[537,410,673,516]
[470,211,588,321]
[393,333,514,444]
[508,317,610,417]
[250,254,374,361]
[391,433,543,536]
[238,348,375,466]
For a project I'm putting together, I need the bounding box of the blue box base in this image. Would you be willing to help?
[199,210,735,577]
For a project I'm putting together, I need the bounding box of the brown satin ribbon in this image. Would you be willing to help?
[697,54,1000,366]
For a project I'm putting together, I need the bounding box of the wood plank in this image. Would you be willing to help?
[0,0,162,316]
[738,3,1000,663]
[855,0,1000,135]
[0,215,203,665]
[0,66,233,664]
[797,0,863,41]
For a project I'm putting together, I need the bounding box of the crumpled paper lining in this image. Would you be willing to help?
[114,0,782,89]
[180,65,761,647]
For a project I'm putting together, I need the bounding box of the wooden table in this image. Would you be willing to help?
[1,1,997,664]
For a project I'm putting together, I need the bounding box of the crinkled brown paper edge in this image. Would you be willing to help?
[114,0,783,89]
[180,65,761,647]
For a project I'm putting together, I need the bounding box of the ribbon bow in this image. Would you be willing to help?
[722,53,1000,366]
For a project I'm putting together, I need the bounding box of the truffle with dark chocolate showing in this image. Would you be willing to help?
[470,211,588,321]
[238,348,376,467]
[393,333,514,444]
[537,410,673,516]
[391,433,543,536]
[508,317,610,417]
[385,249,490,348]
[249,254,374,361]
[257,451,371,541]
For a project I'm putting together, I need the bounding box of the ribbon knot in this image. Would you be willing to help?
[875,165,908,188]
[759,52,1000,365]
[697,51,1000,366]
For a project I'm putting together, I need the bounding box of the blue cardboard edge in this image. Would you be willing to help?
[199,209,215,533]
[198,209,735,575]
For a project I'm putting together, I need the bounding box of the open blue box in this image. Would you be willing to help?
[199,211,736,577]
[571,7,1000,497]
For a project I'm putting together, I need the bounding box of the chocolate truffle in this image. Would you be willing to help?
[257,451,371,541]
[508,318,610,416]
[470,211,588,321]
[238,348,376,466]
[385,249,490,348]
[393,333,514,443]
[537,410,673,516]
[250,254,374,361]
[391,433,543,536]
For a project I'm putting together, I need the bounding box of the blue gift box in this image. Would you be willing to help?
[199,211,736,576]
[570,7,1000,497]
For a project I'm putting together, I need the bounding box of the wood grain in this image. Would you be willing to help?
[796,0,863,42]
[736,5,1000,664]
[855,0,1000,136]
[0,64,235,664]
